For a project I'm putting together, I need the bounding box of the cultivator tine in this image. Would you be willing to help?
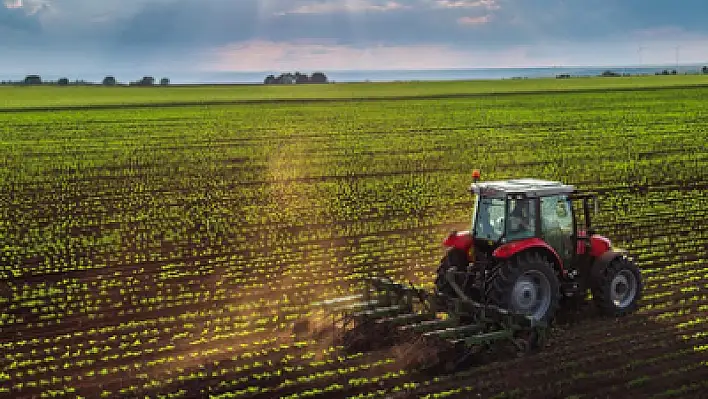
[452,329,514,346]
[335,300,381,313]
[313,293,364,306]
[422,323,485,340]
[352,305,407,319]
[375,312,436,327]
[398,318,458,334]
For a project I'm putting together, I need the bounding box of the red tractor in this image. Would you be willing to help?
[319,172,643,371]
[436,171,643,325]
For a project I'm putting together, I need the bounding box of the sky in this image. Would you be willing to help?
[1,0,708,77]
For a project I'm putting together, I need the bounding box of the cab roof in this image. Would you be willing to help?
[470,178,575,198]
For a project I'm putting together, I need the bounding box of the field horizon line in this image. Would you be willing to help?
[2,80,708,113]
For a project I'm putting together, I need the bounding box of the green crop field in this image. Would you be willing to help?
[1,78,707,398]
[2,74,708,109]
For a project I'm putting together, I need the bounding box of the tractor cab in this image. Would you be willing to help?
[443,172,596,266]
[469,177,580,265]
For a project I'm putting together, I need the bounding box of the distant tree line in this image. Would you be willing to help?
[263,72,328,85]
[0,75,171,86]
[555,66,708,79]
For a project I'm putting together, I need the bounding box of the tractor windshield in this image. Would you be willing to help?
[473,196,506,241]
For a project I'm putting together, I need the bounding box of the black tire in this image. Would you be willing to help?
[592,255,643,317]
[487,251,561,324]
[434,248,469,297]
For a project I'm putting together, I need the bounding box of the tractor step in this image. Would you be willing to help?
[561,281,582,297]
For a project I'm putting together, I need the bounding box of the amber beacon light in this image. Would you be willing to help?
[472,169,481,182]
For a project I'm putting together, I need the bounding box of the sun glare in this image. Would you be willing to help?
[343,0,365,51]
[4,0,23,9]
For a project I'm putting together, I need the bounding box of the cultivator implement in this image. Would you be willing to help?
[314,274,548,373]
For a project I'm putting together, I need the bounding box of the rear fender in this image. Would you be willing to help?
[442,230,473,253]
[492,238,565,275]
[576,233,611,256]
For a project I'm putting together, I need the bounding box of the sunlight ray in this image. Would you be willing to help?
[343,0,367,68]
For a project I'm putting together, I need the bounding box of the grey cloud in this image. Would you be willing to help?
[0,0,653,51]
[11,0,708,48]
[3,0,708,75]
[487,0,621,43]
[91,0,501,49]
[104,0,627,50]
[111,0,263,49]
[0,3,42,33]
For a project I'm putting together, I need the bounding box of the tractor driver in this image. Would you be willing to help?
[508,199,533,239]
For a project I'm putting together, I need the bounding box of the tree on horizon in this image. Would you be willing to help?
[24,75,42,85]
[310,72,328,83]
[263,71,328,84]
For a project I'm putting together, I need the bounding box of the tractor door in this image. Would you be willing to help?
[569,195,595,256]
[540,195,574,266]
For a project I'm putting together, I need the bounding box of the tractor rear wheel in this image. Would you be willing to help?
[487,252,561,324]
[434,248,470,298]
[592,256,643,316]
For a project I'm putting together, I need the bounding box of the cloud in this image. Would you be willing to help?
[433,0,500,10]
[7,0,708,47]
[0,0,42,32]
[204,39,573,71]
[3,0,708,75]
[207,40,473,71]
[278,0,409,16]
[4,0,21,8]
[3,0,48,14]
[457,14,491,26]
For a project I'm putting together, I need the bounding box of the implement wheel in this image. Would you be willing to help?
[488,251,561,324]
[592,255,643,316]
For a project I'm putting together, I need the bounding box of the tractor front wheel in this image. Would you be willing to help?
[592,256,643,317]
[487,252,561,324]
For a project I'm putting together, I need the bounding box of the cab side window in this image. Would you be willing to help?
[541,195,574,258]
[541,195,572,230]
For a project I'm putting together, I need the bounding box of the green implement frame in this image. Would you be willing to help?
[314,276,549,372]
